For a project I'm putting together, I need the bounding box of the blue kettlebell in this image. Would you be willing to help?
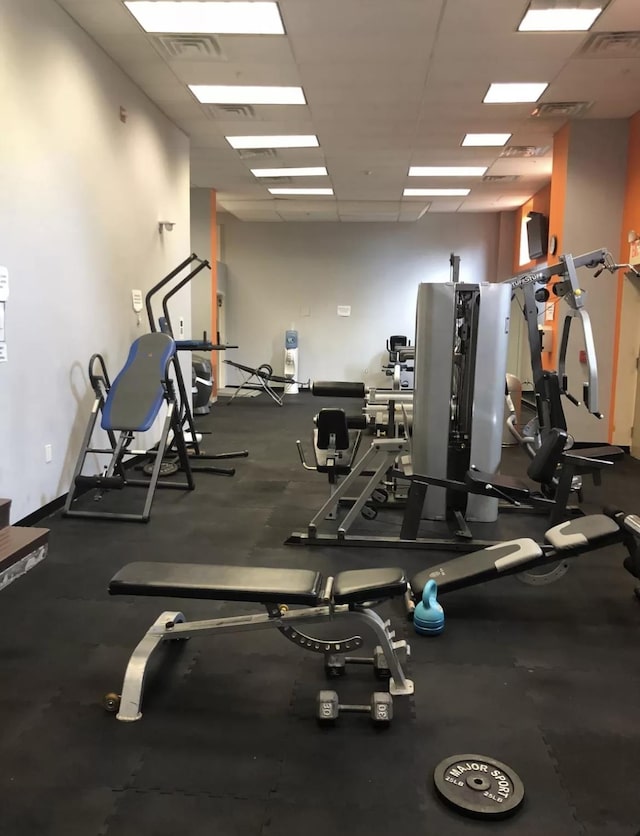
[413,579,445,636]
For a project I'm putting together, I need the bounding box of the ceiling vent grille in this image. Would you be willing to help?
[153,34,225,60]
[236,148,278,160]
[579,31,640,58]
[482,174,520,183]
[531,101,592,119]
[258,176,294,185]
[206,104,256,119]
[500,145,550,157]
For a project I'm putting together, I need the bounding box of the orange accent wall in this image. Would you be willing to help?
[210,189,218,397]
[609,110,640,441]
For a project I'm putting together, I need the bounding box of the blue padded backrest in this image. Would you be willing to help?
[102,333,175,432]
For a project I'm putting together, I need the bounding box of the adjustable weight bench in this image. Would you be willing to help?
[106,563,414,724]
[408,512,635,603]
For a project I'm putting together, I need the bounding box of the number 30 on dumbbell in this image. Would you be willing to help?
[316,690,393,727]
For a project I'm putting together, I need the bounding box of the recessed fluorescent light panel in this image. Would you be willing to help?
[252,167,327,177]
[484,83,548,103]
[408,166,487,177]
[269,188,334,195]
[124,1,285,34]
[190,85,306,105]
[518,4,603,32]
[403,189,470,196]
[462,133,512,147]
[226,135,319,149]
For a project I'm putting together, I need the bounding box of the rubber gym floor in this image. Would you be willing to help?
[2,391,639,836]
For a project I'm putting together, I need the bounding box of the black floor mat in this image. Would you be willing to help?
[2,392,639,835]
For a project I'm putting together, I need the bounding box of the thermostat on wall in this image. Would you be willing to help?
[337,305,351,317]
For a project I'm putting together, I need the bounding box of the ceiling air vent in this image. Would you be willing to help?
[206,104,256,119]
[531,101,592,119]
[579,31,640,59]
[257,176,294,185]
[153,34,225,61]
[236,148,278,160]
[482,175,520,183]
[500,145,550,157]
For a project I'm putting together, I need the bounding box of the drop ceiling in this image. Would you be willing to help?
[54,0,640,221]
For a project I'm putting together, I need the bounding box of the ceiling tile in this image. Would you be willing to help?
[54,0,640,219]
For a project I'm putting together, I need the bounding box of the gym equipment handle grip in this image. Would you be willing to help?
[312,381,365,399]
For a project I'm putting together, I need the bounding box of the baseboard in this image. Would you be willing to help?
[17,496,67,527]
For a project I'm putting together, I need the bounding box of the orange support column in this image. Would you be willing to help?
[210,189,218,398]
[545,124,570,370]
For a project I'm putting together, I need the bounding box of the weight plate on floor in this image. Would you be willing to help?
[142,460,179,477]
[516,560,569,586]
[433,754,524,819]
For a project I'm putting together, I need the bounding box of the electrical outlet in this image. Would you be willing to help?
[45,444,52,463]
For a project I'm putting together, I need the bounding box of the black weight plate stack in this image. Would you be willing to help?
[433,754,525,819]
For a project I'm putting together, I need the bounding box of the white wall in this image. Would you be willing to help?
[0,0,191,522]
[216,214,501,387]
[190,189,213,342]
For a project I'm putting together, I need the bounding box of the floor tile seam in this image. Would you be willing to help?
[540,725,640,742]
[0,688,64,751]
[539,726,588,836]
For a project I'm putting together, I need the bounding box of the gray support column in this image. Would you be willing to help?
[412,283,456,519]
[466,283,511,521]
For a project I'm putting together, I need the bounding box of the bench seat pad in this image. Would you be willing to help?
[109,563,407,606]
[109,563,324,605]
[410,538,542,597]
[333,568,406,604]
[545,514,620,550]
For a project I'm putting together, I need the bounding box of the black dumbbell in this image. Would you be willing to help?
[324,647,391,680]
[361,504,378,520]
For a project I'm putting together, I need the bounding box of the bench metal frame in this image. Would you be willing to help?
[114,593,414,723]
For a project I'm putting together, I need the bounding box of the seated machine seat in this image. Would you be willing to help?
[545,514,620,550]
[563,445,624,466]
[109,562,406,607]
[314,408,361,475]
[465,428,569,498]
[410,538,542,597]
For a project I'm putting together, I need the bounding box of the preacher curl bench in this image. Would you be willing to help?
[104,564,414,725]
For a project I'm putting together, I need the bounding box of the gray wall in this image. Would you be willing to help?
[217,214,502,388]
[561,120,628,442]
[0,0,191,521]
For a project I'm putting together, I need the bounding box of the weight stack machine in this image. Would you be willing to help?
[412,281,511,523]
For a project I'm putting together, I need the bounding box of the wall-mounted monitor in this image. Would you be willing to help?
[526,211,549,260]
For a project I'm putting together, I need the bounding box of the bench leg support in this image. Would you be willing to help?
[116,610,185,722]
